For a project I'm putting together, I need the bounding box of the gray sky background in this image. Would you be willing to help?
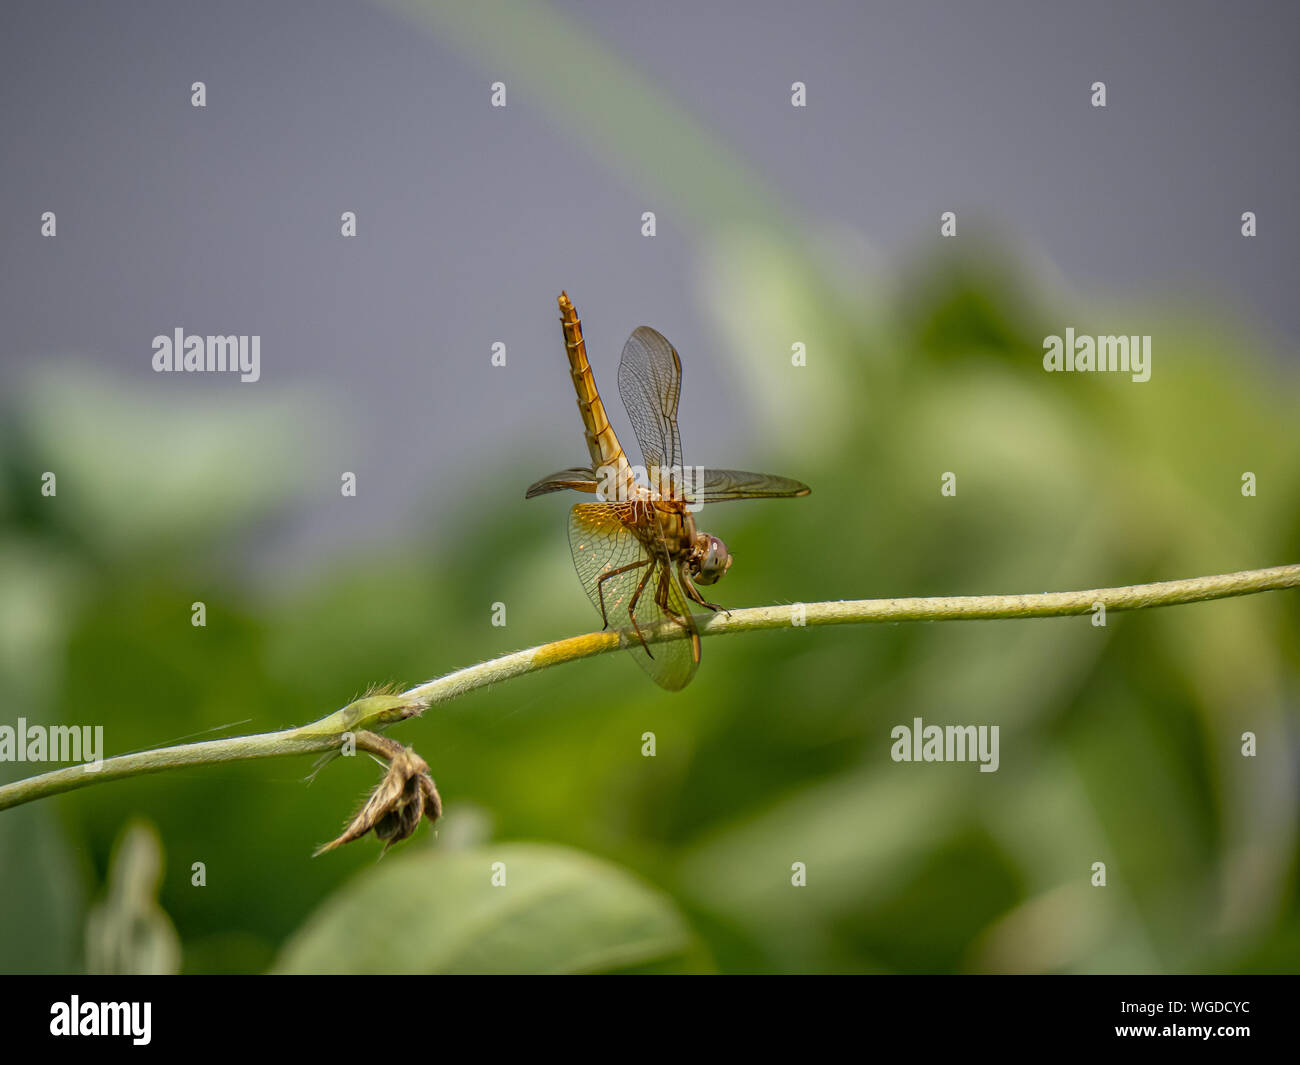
[2,0,1296,573]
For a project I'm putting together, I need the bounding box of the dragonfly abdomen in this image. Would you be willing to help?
[559,291,635,497]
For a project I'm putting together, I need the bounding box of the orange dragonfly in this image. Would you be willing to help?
[526,292,810,690]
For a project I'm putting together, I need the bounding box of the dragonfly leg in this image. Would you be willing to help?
[626,560,659,658]
[678,561,731,617]
[595,559,650,630]
[655,569,693,634]
[657,569,702,664]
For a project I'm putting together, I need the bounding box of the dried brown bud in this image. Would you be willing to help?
[314,734,442,856]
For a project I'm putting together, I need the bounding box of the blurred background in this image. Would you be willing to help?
[1,0,1297,973]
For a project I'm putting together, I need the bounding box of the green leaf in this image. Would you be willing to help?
[273,842,693,974]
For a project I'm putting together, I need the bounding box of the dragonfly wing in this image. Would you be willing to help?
[525,467,597,499]
[617,326,683,474]
[568,503,699,690]
[698,468,811,503]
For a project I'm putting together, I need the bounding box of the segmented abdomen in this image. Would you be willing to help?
[559,292,635,499]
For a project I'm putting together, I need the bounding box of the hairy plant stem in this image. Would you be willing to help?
[2,563,1297,813]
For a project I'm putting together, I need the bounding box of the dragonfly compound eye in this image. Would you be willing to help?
[695,536,733,585]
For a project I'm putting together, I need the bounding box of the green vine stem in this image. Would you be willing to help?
[2,563,1297,814]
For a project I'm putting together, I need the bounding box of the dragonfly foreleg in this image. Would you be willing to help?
[595,559,650,630]
[678,560,731,617]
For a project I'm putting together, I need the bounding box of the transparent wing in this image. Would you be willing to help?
[617,326,683,473]
[525,466,597,499]
[568,503,699,691]
[695,468,811,503]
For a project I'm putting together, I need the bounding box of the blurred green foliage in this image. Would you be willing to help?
[1,234,1297,973]
[273,842,695,974]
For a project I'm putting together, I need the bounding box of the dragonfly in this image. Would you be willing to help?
[526,292,810,690]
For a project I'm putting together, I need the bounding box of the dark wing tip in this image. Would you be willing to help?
[763,477,811,498]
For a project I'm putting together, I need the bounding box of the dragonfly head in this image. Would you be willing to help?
[692,533,733,586]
